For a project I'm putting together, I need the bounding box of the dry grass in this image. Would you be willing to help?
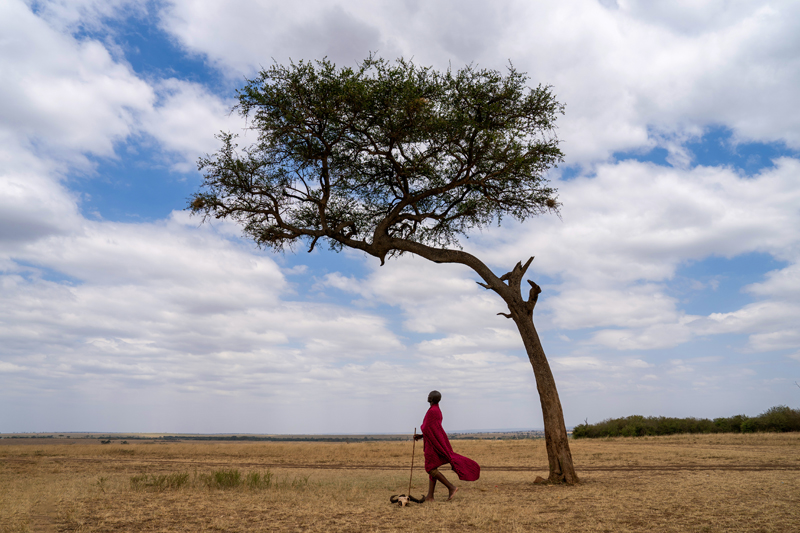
[1,433,799,532]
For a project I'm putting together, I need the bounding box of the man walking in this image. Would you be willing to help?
[415,390,480,501]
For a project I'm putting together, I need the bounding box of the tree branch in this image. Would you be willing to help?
[307,235,321,253]
[525,279,542,314]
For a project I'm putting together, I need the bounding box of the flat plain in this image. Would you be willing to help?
[1,433,798,532]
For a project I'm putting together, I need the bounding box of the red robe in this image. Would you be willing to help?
[420,404,480,481]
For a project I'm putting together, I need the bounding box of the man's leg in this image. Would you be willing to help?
[427,468,458,501]
[426,469,438,501]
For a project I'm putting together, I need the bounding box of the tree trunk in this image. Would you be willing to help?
[512,314,579,484]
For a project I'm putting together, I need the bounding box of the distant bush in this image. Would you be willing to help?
[200,469,242,489]
[130,472,190,491]
[572,405,800,438]
[741,405,800,433]
[246,471,273,489]
[713,414,747,433]
[130,469,302,492]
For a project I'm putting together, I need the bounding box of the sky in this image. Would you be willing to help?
[2,0,800,435]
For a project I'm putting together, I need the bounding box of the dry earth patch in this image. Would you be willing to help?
[1,433,798,532]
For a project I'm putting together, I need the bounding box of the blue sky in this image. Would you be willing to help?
[2,0,800,434]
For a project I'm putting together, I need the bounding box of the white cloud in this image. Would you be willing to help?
[27,0,143,32]
[584,297,800,352]
[0,212,409,398]
[0,143,82,247]
[318,255,512,335]
[159,1,391,76]
[747,329,800,352]
[746,262,800,300]
[552,356,607,370]
[415,329,521,355]
[1,0,154,161]
[0,361,24,373]
[590,321,696,351]
[667,359,694,374]
[548,284,680,330]
[157,0,800,162]
[316,271,362,294]
[467,157,800,345]
[2,1,242,175]
[138,79,241,172]
[702,301,800,336]
[552,159,799,280]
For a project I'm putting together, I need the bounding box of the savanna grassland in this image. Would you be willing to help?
[1,433,798,532]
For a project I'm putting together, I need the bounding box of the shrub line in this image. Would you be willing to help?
[573,405,800,438]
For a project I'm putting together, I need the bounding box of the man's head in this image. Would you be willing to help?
[428,390,441,405]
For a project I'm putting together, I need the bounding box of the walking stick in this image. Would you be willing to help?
[408,427,417,496]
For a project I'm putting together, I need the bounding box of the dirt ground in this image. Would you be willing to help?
[1,433,798,532]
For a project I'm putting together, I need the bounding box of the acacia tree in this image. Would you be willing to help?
[190,56,578,484]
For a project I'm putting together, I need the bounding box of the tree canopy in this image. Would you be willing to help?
[191,56,563,262]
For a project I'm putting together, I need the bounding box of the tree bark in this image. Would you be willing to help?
[511,314,579,484]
